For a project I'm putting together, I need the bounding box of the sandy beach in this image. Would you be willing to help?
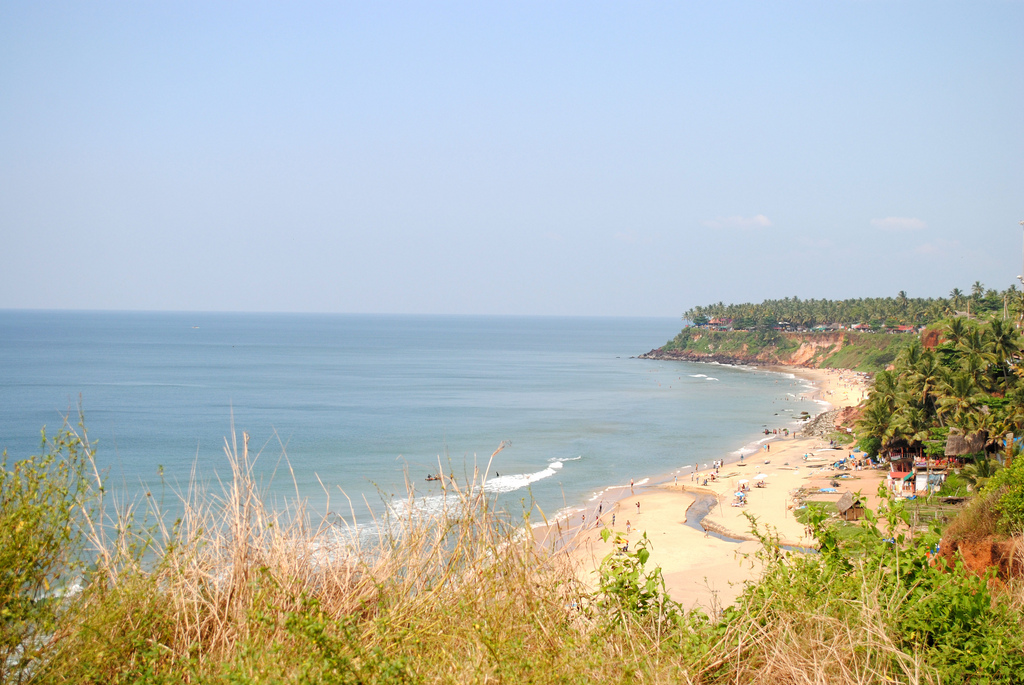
[540,365,880,611]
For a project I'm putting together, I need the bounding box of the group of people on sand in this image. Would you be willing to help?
[580,505,631,534]
[691,459,724,487]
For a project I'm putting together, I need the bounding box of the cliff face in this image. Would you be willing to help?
[787,333,846,365]
[939,536,1024,580]
[639,329,912,372]
[640,331,846,368]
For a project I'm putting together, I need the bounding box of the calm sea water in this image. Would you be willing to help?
[0,312,818,523]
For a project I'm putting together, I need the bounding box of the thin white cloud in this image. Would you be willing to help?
[613,231,637,244]
[914,238,960,256]
[702,214,772,229]
[871,216,927,231]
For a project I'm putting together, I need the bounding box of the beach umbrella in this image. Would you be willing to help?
[734,492,745,497]
[754,473,768,480]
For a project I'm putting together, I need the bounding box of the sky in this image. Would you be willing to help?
[1,1,1022,317]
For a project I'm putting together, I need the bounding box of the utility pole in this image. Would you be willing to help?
[1018,220,1024,289]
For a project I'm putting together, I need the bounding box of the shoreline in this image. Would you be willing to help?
[536,362,872,611]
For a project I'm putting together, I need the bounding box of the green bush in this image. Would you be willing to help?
[735,491,1024,682]
[856,435,881,457]
[938,472,969,497]
[985,456,1024,534]
[597,529,680,626]
[0,422,97,682]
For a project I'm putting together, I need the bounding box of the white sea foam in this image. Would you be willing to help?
[690,374,708,378]
[387,461,570,515]
[483,463,562,494]
[388,494,454,520]
[705,377,719,381]
[603,477,650,490]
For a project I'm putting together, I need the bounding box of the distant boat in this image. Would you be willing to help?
[192,326,199,329]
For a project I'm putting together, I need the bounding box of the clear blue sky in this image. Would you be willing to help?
[1,2,1021,316]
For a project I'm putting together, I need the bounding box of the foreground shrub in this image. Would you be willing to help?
[7,423,1024,683]
[721,492,1024,683]
[0,421,97,683]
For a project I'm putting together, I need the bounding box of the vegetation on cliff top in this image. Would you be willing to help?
[684,281,1021,328]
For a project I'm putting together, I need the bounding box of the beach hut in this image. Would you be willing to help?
[836,491,865,521]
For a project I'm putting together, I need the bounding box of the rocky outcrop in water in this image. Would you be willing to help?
[637,349,773,366]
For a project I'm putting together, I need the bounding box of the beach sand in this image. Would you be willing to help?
[540,366,878,612]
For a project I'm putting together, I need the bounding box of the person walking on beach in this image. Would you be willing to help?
[612,513,616,527]
[626,520,631,534]
[636,501,641,514]
[630,478,634,493]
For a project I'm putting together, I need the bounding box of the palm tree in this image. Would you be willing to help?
[1001,385,1024,434]
[938,371,984,429]
[960,352,993,392]
[950,288,965,311]
[896,339,923,369]
[857,402,895,453]
[944,317,970,349]
[986,318,1021,389]
[957,327,996,387]
[909,351,947,421]
[887,404,931,459]
[961,456,1001,491]
[869,370,899,412]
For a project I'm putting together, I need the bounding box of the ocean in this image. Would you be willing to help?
[0,311,820,525]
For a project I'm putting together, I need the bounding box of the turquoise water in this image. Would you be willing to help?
[0,312,819,523]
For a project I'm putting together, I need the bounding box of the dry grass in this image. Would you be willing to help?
[26,425,1017,683]
[941,483,1002,545]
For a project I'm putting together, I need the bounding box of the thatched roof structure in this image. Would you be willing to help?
[835,491,860,511]
[836,491,865,521]
[944,429,988,457]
